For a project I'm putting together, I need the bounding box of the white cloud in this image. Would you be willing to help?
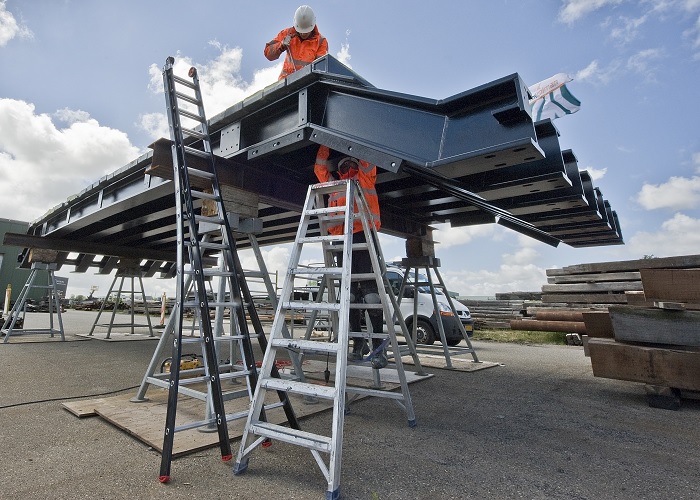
[585,166,608,180]
[628,213,700,256]
[432,223,498,248]
[636,175,700,210]
[142,45,281,142]
[558,0,625,24]
[610,14,648,44]
[693,152,700,172]
[575,59,621,85]
[0,0,32,47]
[442,259,546,297]
[0,98,140,222]
[626,47,664,80]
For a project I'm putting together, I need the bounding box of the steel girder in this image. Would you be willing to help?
[10,55,622,274]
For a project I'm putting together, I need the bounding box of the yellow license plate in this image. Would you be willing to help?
[464,324,473,331]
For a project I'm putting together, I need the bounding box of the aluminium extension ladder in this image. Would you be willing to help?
[158,56,299,482]
[234,178,417,500]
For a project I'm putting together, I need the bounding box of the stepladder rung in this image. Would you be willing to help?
[297,234,344,244]
[350,272,378,281]
[283,301,342,312]
[184,268,235,277]
[261,378,337,400]
[271,337,340,355]
[183,300,242,309]
[348,303,384,310]
[326,242,369,252]
[250,422,332,453]
[290,266,342,277]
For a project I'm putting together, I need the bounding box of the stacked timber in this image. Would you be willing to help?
[458,298,526,329]
[587,266,700,409]
[543,254,700,305]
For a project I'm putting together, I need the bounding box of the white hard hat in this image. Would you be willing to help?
[294,5,316,34]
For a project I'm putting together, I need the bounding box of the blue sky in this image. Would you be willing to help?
[1,0,700,299]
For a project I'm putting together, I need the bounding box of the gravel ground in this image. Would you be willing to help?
[1,309,700,499]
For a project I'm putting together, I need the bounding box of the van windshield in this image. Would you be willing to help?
[406,272,444,295]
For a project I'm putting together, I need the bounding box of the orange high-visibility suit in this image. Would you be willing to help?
[264,26,328,80]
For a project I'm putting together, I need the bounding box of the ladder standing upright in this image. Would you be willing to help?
[158,57,299,482]
[234,178,417,500]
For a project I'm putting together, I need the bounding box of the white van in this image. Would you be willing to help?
[384,265,473,346]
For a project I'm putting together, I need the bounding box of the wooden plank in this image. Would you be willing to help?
[609,306,700,346]
[510,318,586,334]
[582,311,614,338]
[588,338,700,391]
[641,268,700,303]
[547,272,641,284]
[558,254,700,274]
[542,282,643,293]
[541,293,628,304]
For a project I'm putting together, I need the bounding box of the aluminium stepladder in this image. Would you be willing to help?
[158,56,299,482]
[234,178,417,500]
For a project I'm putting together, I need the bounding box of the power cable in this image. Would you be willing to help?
[0,385,140,410]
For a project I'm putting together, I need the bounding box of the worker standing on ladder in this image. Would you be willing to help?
[314,145,388,369]
[264,5,328,80]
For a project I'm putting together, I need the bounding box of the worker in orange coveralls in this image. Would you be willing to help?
[264,5,328,80]
[314,145,388,369]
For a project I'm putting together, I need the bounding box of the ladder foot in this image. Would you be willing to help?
[326,487,340,500]
[261,438,273,448]
[158,475,171,484]
[221,454,233,462]
[408,418,417,428]
[233,459,249,475]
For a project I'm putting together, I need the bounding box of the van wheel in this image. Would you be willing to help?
[446,337,462,347]
[415,320,435,345]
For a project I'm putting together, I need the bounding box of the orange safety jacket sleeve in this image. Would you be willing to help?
[264,28,293,62]
[313,145,332,183]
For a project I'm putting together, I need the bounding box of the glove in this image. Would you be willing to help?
[281,34,292,50]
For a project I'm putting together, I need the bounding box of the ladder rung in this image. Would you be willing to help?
[172,74,196,89]
[179,109,205,123]
[250,422,332,453]
[174,89,199,105]
[271,338,339,354]
[196,241,229,250]
[181,127,206,140]
[185,164,215,177]
[184,269,235,277]
[261,378,337,400]
[183,145,209,158]
[183,147,212,161]
[191,189,218,200]
[194,215,224,225]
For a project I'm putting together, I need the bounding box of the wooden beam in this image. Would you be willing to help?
[588,338,700,391]
[641,268,700,304]
[609,306,700,347]
[582,311,614,338]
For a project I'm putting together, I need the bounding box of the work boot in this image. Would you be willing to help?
[370,339,388,369]
[351,339,369,361]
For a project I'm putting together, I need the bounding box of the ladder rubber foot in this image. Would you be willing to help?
[221,454,233,462]
[233,460,249,475]
[326,487,340,500]
[158,475,171,484]
[262,438,273,448]
[408,418,417,428]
